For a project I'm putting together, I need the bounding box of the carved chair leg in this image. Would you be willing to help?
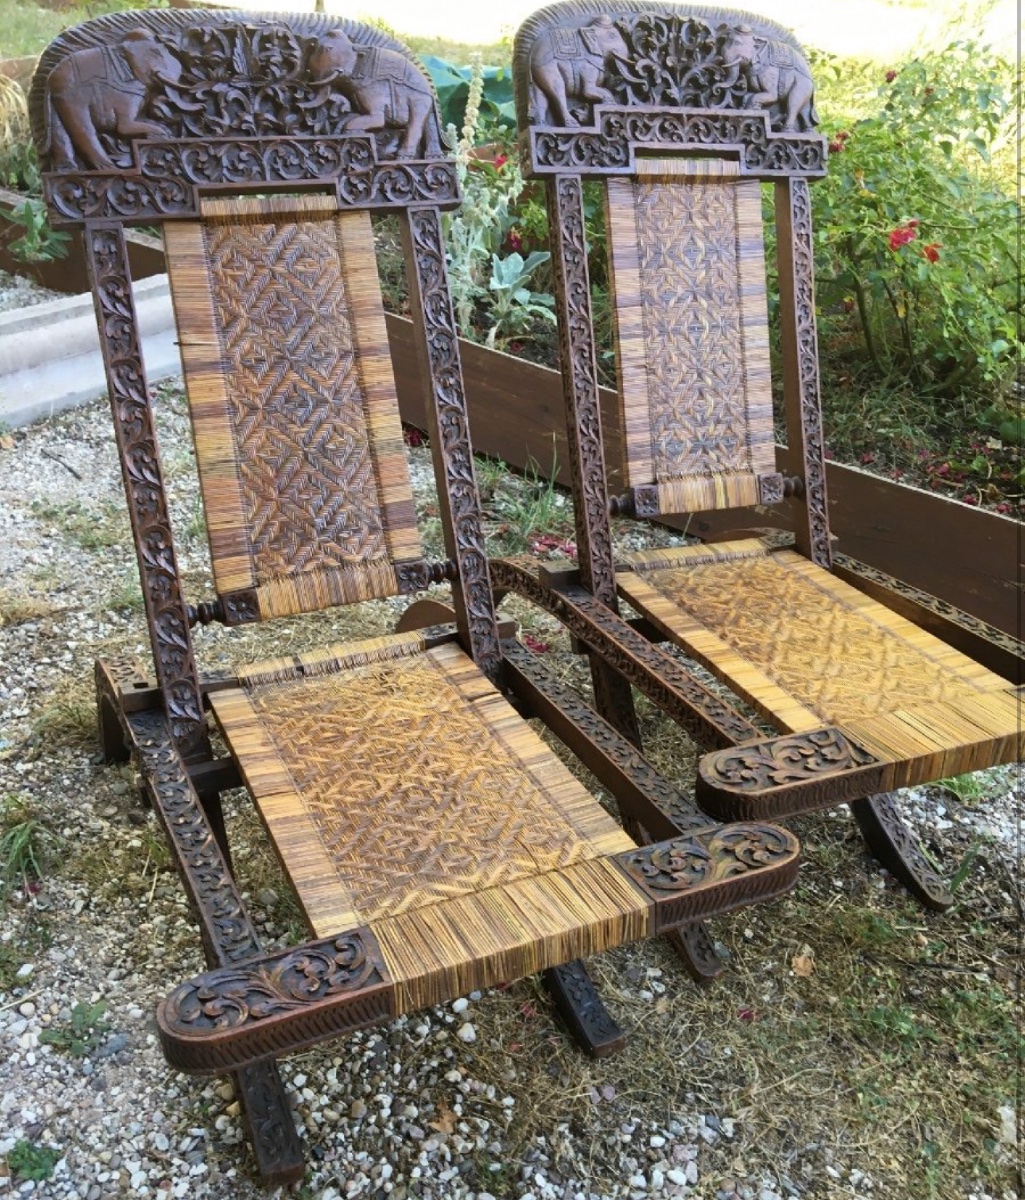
[232,1060,305,1185]
[543,959,627,1058]
[665,922,725,986]
[850,794,954,911]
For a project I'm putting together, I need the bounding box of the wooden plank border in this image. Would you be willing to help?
[386,314,1022,638]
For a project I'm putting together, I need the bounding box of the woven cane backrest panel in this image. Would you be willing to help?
[211,638,633,935]
[623,549,1008,726]
[608,157,775,512]
[165,194,421,619]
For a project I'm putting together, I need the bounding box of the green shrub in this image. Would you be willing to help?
[811,41,1018,402]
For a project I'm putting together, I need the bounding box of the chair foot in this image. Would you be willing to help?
[543,959,627,1058]
[233,1060,305,1185]
[665,921,725,986]
[851,793,954,912]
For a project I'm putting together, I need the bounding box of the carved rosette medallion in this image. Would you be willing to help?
[30,11,456,223]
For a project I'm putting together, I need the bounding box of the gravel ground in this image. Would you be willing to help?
[0,269,65,315]
[0,375,1020,1200]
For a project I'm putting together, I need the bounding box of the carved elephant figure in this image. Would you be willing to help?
[307,31,440,158]
[45,30,179,171]
[721,25,817,132]
[529,15,630,127]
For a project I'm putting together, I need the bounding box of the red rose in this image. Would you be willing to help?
[888,224,916,251]
[922,242,941,262]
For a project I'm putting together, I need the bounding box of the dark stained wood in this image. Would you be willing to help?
[33,11,810,1184]
[388,314,1021,637]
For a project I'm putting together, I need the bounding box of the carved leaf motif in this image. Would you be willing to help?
[617,822,797,892]
[700,728,878,793]
[130,711,258,963]
[169,933,384,1032]
[407,208,501,679]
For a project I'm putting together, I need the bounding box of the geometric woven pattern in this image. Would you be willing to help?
[607,158,776,512]
[211,636,634,936]
[165,195,421,617]
[620,542,1011,729]
[204,217,388,579]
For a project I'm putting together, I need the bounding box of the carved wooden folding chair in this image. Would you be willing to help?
[31,9,802,1182]
[495,1,1023,920]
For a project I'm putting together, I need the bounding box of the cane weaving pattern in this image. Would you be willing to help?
[632,554,999,724]
[204,214,389,583]
[243,650,622,923]
[632,179,770,484]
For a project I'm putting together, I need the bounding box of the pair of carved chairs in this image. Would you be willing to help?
[30,0,1021,1182]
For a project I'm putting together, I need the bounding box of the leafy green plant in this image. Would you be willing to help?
[40,1000,109,1056]
[811,40,1019,402]
[440,55,550,345]
[7,1139,59,1183]
[936,772,987,803]
[6,198,71,263]
[485,250,556,348]
[423,55,515,133]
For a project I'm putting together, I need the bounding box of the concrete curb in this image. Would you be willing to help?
[0,274,180,429]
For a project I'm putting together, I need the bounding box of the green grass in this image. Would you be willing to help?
[0,793,56,910]
[29,497,129,553]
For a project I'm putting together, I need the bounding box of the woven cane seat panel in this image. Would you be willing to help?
[165,195,420,617]
[211,635,633,937]
[619,544,1009,729]
[607,158,775,510]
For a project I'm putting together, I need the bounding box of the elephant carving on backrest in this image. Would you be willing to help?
[721,24,817,131]
[44,28,179,170]
[306,29,441,158]
[527,15,631,126]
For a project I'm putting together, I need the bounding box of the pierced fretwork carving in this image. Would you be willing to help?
[31,11,454,225]
[517,5,817,132]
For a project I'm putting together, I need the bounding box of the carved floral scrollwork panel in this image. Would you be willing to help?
[404,208,502,681]
[30,11,455,223]
[158,930,394,1074]
[615,823,799,930]
[513,3,826,178]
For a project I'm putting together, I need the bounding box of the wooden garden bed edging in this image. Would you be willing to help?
[0,188,166,292]
[386,314,1022,638]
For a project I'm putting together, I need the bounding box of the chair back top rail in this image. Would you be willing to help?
[512,0,826,179]
[29,8,459,226]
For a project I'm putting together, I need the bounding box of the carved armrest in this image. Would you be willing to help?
[489,556,760,749]
[833,554,1022,683]
[695,727,886,822]
[158,826,799,1075]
